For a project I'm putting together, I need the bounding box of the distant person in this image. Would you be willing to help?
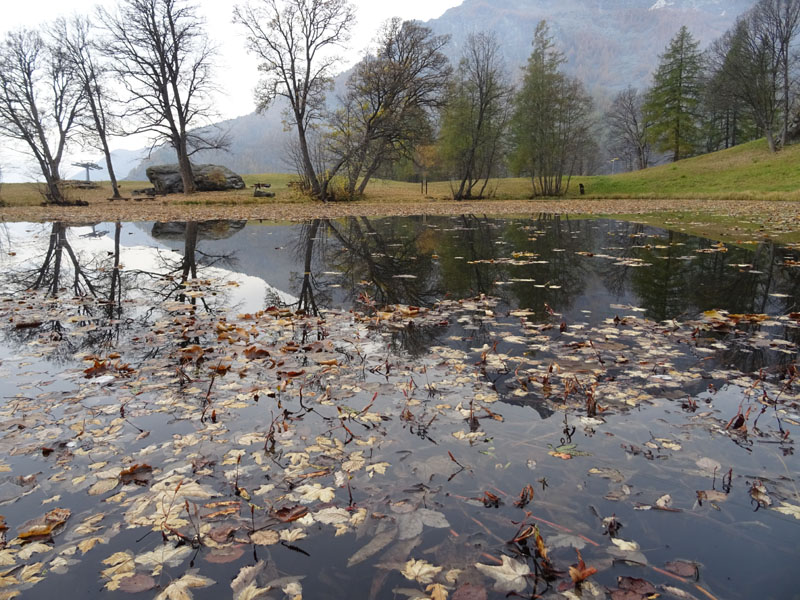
[579,183,585,195]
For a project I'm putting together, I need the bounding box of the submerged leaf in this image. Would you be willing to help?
[475,556,530,593]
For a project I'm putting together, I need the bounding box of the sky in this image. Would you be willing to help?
[0,0,461,181]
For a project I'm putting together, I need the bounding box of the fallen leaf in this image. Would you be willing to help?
[475,555,531,593]
[452,584,487,600]
[154,571,215,600]
[568,549,597,584]
[610,538,640,552]
[427,582,449,600]
[249,530,279,546]
[773,501,800,520]
[117,573,157,593]
[664,560,698,578]
[401,558,442,584]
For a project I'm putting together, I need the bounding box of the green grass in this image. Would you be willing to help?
[571,139,800,199]
[1,138,798,208]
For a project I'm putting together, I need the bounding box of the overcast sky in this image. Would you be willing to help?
[0,0,461,179]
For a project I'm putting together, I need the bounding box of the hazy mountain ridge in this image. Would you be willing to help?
[123,0,755,180]
[429,0,755,93]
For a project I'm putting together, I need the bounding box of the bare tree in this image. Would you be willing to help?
[54,16,122,199]
[98,0,226,194]
[0,29,84,205]
[234,0,355,201]
[439,31,511,200]
[605,87,650,171]
[327,19,451,199]
[754,0,800,146]
[510,22,594,196]
[710,1,800,152]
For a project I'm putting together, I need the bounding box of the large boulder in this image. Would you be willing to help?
[146,164,246,194]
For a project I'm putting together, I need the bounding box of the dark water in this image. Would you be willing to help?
[0,217,798,600]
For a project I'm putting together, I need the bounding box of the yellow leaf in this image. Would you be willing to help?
[427,583,449,600]
[88,478,119,496]
[154,572,215,600]
[249,530,279,546]
[78,537,105,554]
[19,562,43,582]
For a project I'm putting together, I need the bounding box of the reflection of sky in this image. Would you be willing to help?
[0,222,297,314]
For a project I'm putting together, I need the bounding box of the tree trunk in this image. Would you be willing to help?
[177,146,195,195]
[765,128,777,153]
[297,124,322,200]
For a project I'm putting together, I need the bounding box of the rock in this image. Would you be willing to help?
[146,164,246,194]
[254,189,275,198]
[151,220,247,241]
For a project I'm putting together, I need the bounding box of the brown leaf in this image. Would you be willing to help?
[664,560,698,578]
[452,584,487,600]
[119,464,153,485]
[271,505,308,523]
[117,573,156,593]
[244,346,270,359]
[568,549,597,584]
[208,526,239,544]
[204,545,245,564]
[617,576,657,595]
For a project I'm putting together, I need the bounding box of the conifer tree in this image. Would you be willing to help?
[644,26,704,162]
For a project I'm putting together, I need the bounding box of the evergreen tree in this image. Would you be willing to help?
[644,26,704,161]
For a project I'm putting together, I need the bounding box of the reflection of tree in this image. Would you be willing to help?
[132,221,235,312]
[322,217,440,307]
[436,214,505,299]
[503,215,591,319]
[25,223,100,297]
[2,222,134,364]
[628,230,693,322]
[293,219,323,315]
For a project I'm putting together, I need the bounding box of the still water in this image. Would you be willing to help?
[0,216,797,600]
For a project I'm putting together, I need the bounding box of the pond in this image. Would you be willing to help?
[0,216,797,600]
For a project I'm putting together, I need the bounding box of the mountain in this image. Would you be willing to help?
[124,0,756,179]
[428,0,755,94]
[124,110,288,181]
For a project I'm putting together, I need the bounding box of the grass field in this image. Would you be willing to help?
[1,138,798,206]
[0,139,799,243]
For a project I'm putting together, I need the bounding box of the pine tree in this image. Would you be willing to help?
[644,26,704,162]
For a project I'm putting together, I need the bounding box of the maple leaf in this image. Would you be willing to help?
[249,530,280,546]
[295,483,336,503]
[154,571,215,600]
[135,544,193,575]
[427,582,449,600]
[475,556,531,593]
[401,558,443,584]
[280,528,307,542]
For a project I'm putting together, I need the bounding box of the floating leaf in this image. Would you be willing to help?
[401,558,442,584]
[610,538,639,552]
[427,582,449,600]
[475,556,530,593]
[249,530,279,546]
[664,560,698,578]
[154,571,215,600]
[773,501,800,520]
